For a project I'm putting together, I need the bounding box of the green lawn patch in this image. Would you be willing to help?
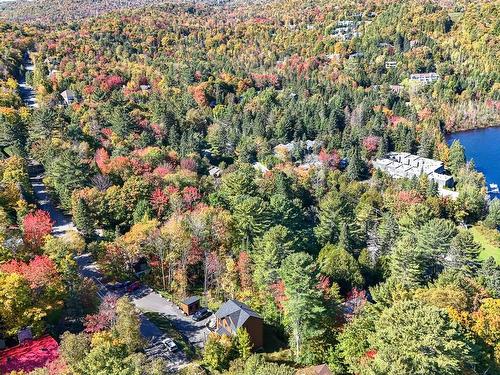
[144,312,200,360]
[470,225,500,264]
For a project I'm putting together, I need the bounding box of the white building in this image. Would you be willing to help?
[409,72,439,84]
[373,152,454,188]
[385,61,398,69]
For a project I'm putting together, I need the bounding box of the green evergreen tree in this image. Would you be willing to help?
[235,328,252,360]
[47,150,89,210]
[345,148,365,181]
[252,225,294,290]
[364,300,474,375]
[279,252,325,363]
[447,231,481,274]
[416,219,458,280]
[485,199,500,229]
[390,235,425,285]
[233,196,270,249]
[110,107,134,138]
[477,257,500,298]
[448,140,466,175]
[376,212,399,256]
[73,197,94,240]
[318,244,364,293]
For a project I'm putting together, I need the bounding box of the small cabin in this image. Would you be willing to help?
[214,299,263,349]
[180,296,201,315]
[60,89,77,105]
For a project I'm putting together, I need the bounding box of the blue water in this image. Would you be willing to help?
[447,127,500,197]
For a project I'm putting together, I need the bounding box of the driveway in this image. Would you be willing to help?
[133,292,211,348]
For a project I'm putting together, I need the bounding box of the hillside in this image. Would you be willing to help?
[0,0,179,24]
[0,0,499,374]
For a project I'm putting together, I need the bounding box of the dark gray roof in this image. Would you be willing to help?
[182,296,200,306]
[214,299,261,331]
[215,326,231,337]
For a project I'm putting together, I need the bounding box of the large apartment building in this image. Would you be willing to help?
[373,152,454,188]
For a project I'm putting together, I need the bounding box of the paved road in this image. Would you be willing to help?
[19,54,195,369]
[74,253,192,370]
[17,54,38,108]
[29,167,76,236]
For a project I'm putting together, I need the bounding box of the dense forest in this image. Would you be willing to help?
[0,0,499,374]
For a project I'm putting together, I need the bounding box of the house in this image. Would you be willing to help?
[60,89,77,105]
[409,72,439,84]
[373,152,454,188]
[385,61,397,69]
[348,52,364,60]
[273,139,318,159]
[208,166,221,178]
[214,299,263,349]
[389,85,404,94]
[253,162,269,174]
[180,296,201,315]
[48,69,59,79]
[132,257,150,277]
[297,364,333,375]
[0,335,59,374]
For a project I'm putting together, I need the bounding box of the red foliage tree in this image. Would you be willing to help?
[187,237,203,265]
[182,186,201,210]
[362,136,380,154]
[153,163,174,177]
[180,158,197,172]
[343,288,367,321]
[270,280,286,311]
[318,149,341,169]
[237,252,252,290]
[23,210,53,251]
[95,148,110,174]
[0,255,60,290]
[150,188,169,217]
[84,294,118,333]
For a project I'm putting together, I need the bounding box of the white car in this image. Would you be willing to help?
[162,337,178,352]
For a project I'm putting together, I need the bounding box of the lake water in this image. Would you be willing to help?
[447,127,500,197]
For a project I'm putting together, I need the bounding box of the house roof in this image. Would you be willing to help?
[181,296,200,306]
[60,89,76,102]
[0,335,59,374]
[215,299,261,331]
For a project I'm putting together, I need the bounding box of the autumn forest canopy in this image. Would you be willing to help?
[0,0,499,374]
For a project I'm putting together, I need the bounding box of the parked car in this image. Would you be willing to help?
[192,308,212,322]
[162,337,178,352]
[126,281,141,293]
[108,281,130,291]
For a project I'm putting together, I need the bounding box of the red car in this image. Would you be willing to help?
[126,281,141,293]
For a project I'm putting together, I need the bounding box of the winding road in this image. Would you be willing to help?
[17,54,197,370]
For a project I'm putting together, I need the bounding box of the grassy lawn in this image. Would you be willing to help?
[470,226,500,264]
[144,312,200,360]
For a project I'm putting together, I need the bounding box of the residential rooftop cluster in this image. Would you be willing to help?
[373,152,454,188]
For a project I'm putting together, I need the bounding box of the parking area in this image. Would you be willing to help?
[134,291,212,348]
[144,333,189,372]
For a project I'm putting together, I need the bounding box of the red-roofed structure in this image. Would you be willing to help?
[0,335,59,374]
